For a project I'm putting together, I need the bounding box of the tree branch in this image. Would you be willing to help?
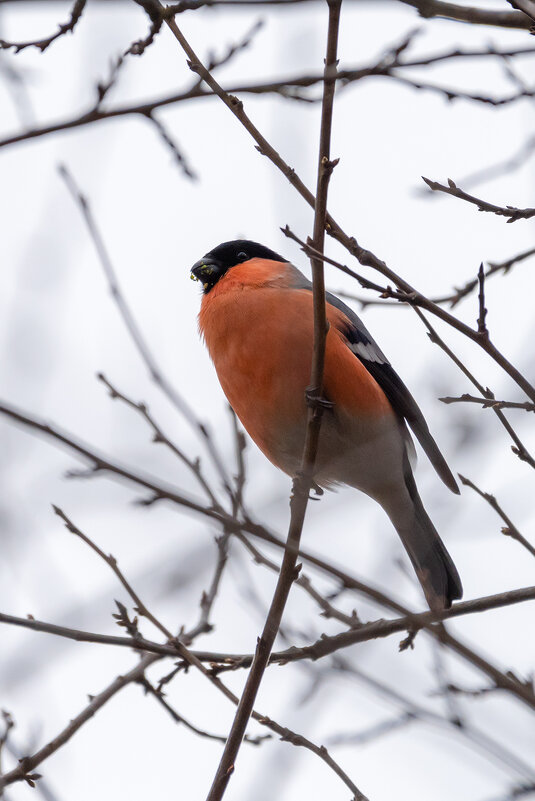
[58,164,232,495]
[0,0,87,54]
[0,654,160,791]
[398,0,532,28]
[203,0,342,795]
[422,177,535,223]
[458,475,535,559]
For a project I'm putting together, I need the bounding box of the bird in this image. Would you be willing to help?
[191,239,462,609]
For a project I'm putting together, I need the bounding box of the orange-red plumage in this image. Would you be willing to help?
[199,258,392,468]
[192,241,462,609]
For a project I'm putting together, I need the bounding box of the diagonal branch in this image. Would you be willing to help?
[58,164,232,494]
[97,373,222,510]
[459,475,535,559]
[130,7,535,404]
[506,0,535,24]
[52,506,174,639]
[0,653,160,791]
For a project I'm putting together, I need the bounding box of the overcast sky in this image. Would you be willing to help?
[1,2,534,800]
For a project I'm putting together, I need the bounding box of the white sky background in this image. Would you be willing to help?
[0,1,534,799]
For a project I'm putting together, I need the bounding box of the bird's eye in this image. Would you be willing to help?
[237,251,248,262]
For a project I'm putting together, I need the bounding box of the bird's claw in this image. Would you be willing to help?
[305,388,334,410]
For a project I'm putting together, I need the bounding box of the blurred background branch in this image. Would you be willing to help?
[1,1,535,800]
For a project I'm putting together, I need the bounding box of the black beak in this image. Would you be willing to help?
[190,256,225,292]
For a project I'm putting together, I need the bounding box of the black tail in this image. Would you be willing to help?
[397,472,463,609]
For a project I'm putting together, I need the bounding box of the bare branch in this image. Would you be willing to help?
[3,40,535,150]
[477,263,489,338]
[58,164,232,493]
[138,678,269,745]
[422,177,535,223]
[204,0,342,794]
[3,584,535,686]
[398,0,532,28]
[145,112,198,179]
[506,0,535,25]
[440,394,535,412]
[0,654,160,791]
[458,475,535,559]
[412,308,535,469]
[0,0,87,54]
[52,506,174,639]
[97,373,221,510]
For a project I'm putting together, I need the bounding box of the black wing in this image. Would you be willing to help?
[325,290,459,495]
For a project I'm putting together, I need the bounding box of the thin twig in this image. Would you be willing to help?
[0,0,86,53]
[97,373,221,510]
[440,394,535,412]
[57,164,232,494]
[506,0,535,24]
[459,475,535,559]
[185,531,231,643]
[412,308,535,469]
[3,41,535,150]
[422,177,535,223]
[0,654,160,791]
[1,397,534,714]
[145,112,197,179]
[477,263,489,338]
[398,0,532,28]
[235,531,361,628]
[0,711,15,793]
[138,678,269,745]
[3,584,535,699]
[52,506,174,639]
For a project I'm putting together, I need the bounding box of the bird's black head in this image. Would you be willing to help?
[190,239,287,293]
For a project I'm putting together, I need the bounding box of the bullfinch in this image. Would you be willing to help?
[191,239,462,609]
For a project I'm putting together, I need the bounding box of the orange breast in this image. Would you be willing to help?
[198,262,393,465]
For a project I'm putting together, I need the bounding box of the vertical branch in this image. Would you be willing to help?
[477,262,489,338]
[204,4,342,800]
